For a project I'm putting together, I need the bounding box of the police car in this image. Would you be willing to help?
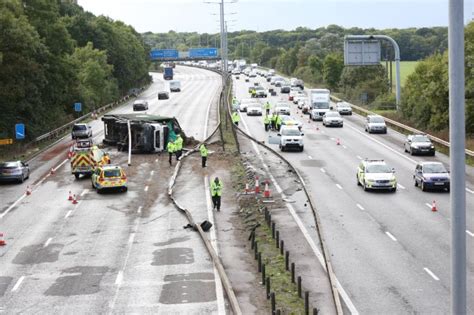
[91,165,128,193]
[356,159,397,192]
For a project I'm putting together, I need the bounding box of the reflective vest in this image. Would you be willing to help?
[232,112,240,123]
[210,180,223,197]
[175,136,183,151]
[272,115,278,123]
[200,144,208,157]
[276,115,282,125]
[167,141,175,153]
[264,116,270,124]
[264,102,271,110]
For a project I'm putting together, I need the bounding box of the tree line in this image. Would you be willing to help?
[0,0,151,141]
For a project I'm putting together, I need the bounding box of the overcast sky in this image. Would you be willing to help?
[77,0,474,34]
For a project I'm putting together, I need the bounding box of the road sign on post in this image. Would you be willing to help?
[74,102,82,112]
[15,123,25,140]
[344,40,381,66]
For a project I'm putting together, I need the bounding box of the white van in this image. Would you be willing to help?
[169,80,181,92]
[278,125,304,152]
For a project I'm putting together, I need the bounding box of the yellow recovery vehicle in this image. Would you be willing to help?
[70,139,110,179]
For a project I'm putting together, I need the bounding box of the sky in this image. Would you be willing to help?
[77,0,474,34]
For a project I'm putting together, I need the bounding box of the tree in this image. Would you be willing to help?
[322,53,344,90]
[340,65,389,104]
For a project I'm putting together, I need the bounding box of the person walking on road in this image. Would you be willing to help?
[232,111,240,126]
[275,113,282,132]
[210,177,223,211]
[200,143,208,168]
[167,139,175,166]
[263,115,270,132]
[271,112,278,131]
[175,134,183,160]
[264,101,271,115]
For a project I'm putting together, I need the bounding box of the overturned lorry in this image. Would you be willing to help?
[102,114,184,153]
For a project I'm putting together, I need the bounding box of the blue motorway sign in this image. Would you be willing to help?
[15,123,25,140]
[150,49,179,60]
[74,102,82,112]
[188,48,218,58]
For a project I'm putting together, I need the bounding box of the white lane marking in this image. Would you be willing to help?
[425,203,432,209]
[467,188,474,194]
[43,237,52,248]
[0,158,69,220]
[64,210,72,219]
[342,145,347,149]
[80,189,89,197]
[239,115,359,315]
[320,168,326,173]
[385,232,397,242]
[128,233,136,245]
[336,184,343,190]
[365,212,376,222]
[356,204,365,211]
[150,170,155,176]
[397,183,405,190]
[11,276,25,292]
[356,155,363,160]
[308,155,313,159]
[204,177,226,315]
[155,159,158,162]
[144,186,149,192]
[137,206,142,214]
[424,268,440,281]
[115,271,124,285]
[330,137,335,141]
[466,230,474,237]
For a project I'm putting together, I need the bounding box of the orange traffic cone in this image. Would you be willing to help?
[50,167,55,175]
[72,194,78,204]
[255,176,260,194]
[0,233,6,246]
[68,191,73,201]
[336,138,341,145]
[263,181,271,198]
[431,200,437,212]
[26,185,32,196]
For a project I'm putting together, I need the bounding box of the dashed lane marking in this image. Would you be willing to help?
[397,183,405,190]
[385,232,397,242]
[308,155,313,159]
[356,204,365,211]
[144,186,149,192]
[466,230,474,237]
[423,268,440,281]
[128,233,136,245]
[43,237,52,248]
[137,206,142,214]
[150,170,155,176]
[336,184,343,190]
[425,203,432,209]
[115,271,123,285]
[342,145,347,149]
[356,155,363,160]
[80,189,89,197]
[64,210,72,219]
[320,168,326,173]
[467,188,474,194]
[11,276,25,292]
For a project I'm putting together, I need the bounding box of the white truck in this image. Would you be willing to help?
[309,89,331,121]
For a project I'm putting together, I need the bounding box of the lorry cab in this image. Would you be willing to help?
[309,89,331,121]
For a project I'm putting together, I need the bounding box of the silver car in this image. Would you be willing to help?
[365,115,387,134]
[322,111,343,127]
[0,161,30,183]
[71,123,92,139]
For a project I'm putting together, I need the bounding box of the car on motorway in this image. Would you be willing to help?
[296,96,308,109]
[232,69,241,75]
[278,125,304,152]
[322,111,343,127]
[356,159,397,192]
[91,165,128,193]
[365,115,387,134]
[246,103,263,116]
[249,70,257,78]
[404,134,435,156]
[133,100,149,111]
[275,79,287,87]
[274,102,291,115]
[414,162,450,192]
[0,161,30,183]
[280,115,303,130]
[71,123,92,139]
[335,102,352,115]
[288,88,302,101]
[239,98,256,112]
[280,84,291,94]
[254,86,267,98]
[169,80,181,92]
[158,91,169,100]
[270,76,280,85]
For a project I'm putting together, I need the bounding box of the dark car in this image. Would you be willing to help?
[133,100,149,111]
[158,91,169,100]
[414,162,450,192]
[71,123,92,139]
[404,134,435,156]
[0,161,30,183]
[280,84,291,93]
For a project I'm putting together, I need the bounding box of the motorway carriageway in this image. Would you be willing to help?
[232,73,474,314]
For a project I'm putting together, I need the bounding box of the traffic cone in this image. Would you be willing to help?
[26,186,32,196]
[68,191,73,201]
[72,194,78,205]
[0,233,6,246]
[263,181,271,198]
[431,200,437,212]
[245,183,250,194]
[336,138,341,145]
[255,176,260,194]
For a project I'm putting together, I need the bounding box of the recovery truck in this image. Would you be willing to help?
[70,139,110,179]
[101,114,184,153]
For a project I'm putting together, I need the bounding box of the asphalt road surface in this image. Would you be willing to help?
[232,73,474,314]
[0,66,226,313]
